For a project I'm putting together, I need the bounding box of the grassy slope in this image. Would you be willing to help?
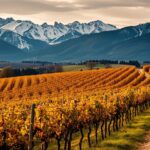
[72,108,150,150]
[35,108,150,150]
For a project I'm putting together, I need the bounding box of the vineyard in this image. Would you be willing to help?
[143,65,150,74]
[0,66,150,150]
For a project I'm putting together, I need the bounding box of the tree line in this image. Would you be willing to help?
[80,60,141,68]
[0,65,63,78]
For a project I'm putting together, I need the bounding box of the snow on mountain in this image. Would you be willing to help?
[47,20,118,44]
[50,30,82,45]
[1,21,22,31]
[119,23,150,39]
[67,20,116,35]
[1,17,150,53]
[15,21,33,35]
[0,18,117,46]
[23,24,48,41]
[135,23,150,36]
[0,17,14,27]
[0,18,150,62]
[1,20,48,42]
[0,29,30,50]
[42,22,69,40]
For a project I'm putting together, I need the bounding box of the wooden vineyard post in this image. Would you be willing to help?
[28,104,36,150]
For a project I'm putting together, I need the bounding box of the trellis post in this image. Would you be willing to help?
[28,104,36,150]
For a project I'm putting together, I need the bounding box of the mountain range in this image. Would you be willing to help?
[0,18,116,50]
[0,17,150,62]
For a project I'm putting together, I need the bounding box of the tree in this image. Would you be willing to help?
[0,67,14,78]
[54,65,64,72]
[104,64,112,68]
[86,61,97,70]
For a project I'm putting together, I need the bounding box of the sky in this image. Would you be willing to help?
[0,0,150,28]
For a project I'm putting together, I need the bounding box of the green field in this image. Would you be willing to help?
[63,64,105,72]
[62,64,132,72]
[63,65,87,72]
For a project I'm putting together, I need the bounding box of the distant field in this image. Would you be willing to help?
[63,64,105,72]
[63,64,130,72]
[63,65,87,72]
[111,64,134,68]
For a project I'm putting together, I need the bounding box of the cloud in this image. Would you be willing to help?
[0,0,77,15]
[0,0,150,28]
[75,0,150,9]
[0,0,150,15]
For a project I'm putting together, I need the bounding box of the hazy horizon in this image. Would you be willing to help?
[1,16,150,29]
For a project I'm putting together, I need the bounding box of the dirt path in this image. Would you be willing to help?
[139,131,150,150]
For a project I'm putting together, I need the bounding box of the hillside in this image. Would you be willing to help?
[0,67,150,149]
[34,31,150,62]
[0,39,26,61]
[0,66,149,101]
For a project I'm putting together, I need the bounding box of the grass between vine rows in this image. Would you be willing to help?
[34,108,150,150]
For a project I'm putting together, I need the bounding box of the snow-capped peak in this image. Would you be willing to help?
[1,21,22,31]
[0,17,117,47]
[41,23,49,28]
[0,17,15,27]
